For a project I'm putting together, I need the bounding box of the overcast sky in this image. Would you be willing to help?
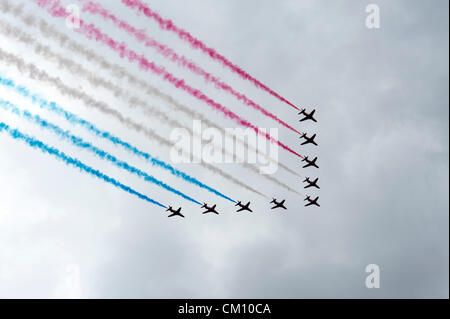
[0,0,448,298]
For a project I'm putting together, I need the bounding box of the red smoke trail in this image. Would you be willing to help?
[120,0,300,111]
[76,0,302,136]
[33,0,304,159]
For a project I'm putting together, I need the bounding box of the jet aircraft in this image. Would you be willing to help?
[299,109,317,122]
[304,196,320,207]
[300,133,318,146]
[303,177,320,189]
[270,199,287,210]
[302,156,319,169]
[166,206,185,218]
[235,201,253,213]
[201,203,219,215]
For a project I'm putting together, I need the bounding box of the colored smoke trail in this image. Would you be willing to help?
[0,2,299,177]
[0,20,194,138]
[0,53,264,198]
[0,20,300,194]
[0,73,237,202]
[0,122,167,208]
[76,0,302,136]
[0,47,170,147]
[0,97,203,205]
[120,0,299,110]
[33,0,304,160]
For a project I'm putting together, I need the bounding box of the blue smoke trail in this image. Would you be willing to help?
[0,73,236,203]
[0,97,202,205]
[0,121,167,208]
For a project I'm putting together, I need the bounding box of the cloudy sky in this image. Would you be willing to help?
[0,0,448,298]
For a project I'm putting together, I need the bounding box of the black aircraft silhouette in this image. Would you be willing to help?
[299,109,317,122]
[300,133,318,146]
[235,201,253,212]
[166,206,184,218]
[304,196,320,207]
[270,199,287,210]
[302,156,319,169]
[303,177,320,189]
[201,203,219,215]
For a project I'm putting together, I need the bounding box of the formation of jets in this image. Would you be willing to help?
[166,108,322,219]
[300,108,321,208]
[166,196,321,218]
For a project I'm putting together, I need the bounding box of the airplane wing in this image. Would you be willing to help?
[237,207,245,212]
[299,117,308,122]
[168,213,176,217]
[305,202,314,207]
[301,140,309,145]
[310,110,316,116]
[305,184,312,188]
